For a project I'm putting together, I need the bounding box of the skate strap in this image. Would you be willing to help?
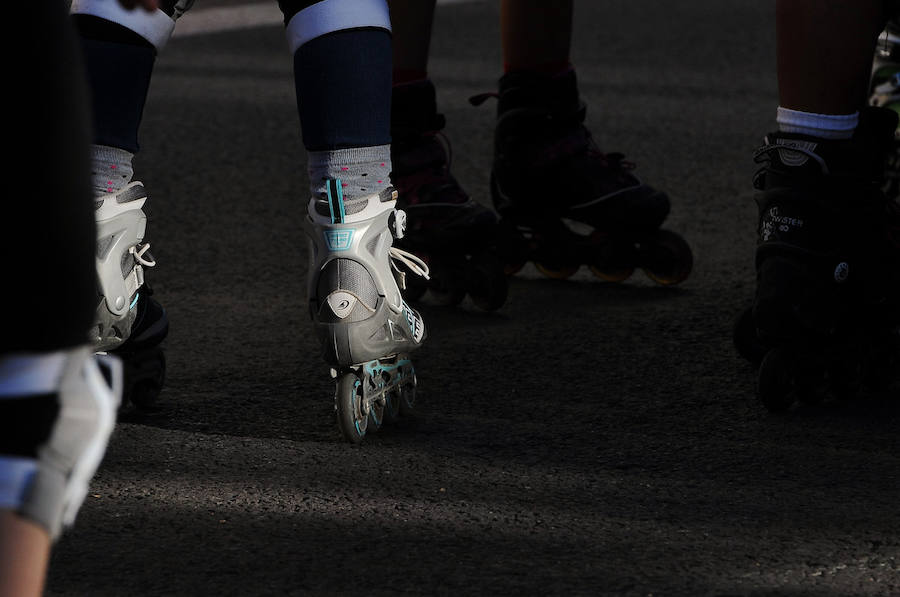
[124,243,155,304]
[326,179,346,224]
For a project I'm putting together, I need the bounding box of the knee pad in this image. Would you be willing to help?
[284,0,391,55]
[93,182,155,351]
[70,0,189,50]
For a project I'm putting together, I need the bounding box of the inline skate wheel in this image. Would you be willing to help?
[504,259,527,276]
[535,261,579,279]
[467,253,508,312]
[733,307,768,365]
[641,229,693,286]
[399,369,417,416]
[588,231,635,282]
[368,393,385,432]
[794,360,828,405]
[757,346,797,412]
[828,358,864,401]
[335,372,368,444]
[120,346,166,411]
[383,387,401,423]
[588,263,635,283]
[864,333,900,390]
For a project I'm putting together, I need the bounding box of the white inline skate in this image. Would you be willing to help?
[94,181,168,410]
[305,179,428,443]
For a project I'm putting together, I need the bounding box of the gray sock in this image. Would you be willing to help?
[90,144,134,197]
[307,145,392,209]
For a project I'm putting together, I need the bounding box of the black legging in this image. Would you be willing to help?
[2,2,96,353]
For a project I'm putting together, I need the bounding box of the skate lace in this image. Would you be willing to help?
[130,243,156,268]
[543,127,636,171]
[753,139,830,175]
[390,246,430,281]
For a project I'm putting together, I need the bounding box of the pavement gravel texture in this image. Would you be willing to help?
[47,1,899,595]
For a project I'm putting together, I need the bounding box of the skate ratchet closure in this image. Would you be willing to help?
[332,355,416,444]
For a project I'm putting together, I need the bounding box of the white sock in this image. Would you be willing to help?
[776,107,858,140]
[90,144,134,197]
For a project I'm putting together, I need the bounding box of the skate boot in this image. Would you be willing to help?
[869,19,900,200]
[93,181,168,411]
[390,79,507,311]
[305,179,428,443]
[470,69,692,285]
[733,108,900,411]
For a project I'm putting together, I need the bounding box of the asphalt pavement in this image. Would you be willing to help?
[47,1,900,595]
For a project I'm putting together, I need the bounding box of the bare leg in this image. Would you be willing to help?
[501,0,572,73]
[388,0,436,82]
[777,0,886,113]
[0,512,50,597]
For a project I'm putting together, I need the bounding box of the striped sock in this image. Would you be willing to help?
[776,107,858,140]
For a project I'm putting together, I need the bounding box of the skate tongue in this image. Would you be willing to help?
[327,292,359,320]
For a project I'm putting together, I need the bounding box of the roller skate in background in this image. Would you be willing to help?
[470,69,693,286]
[93,181,169,412]
[305,179,428,443]
[733,107,900,411]
[869,20,900,200]
[390,80,508,311]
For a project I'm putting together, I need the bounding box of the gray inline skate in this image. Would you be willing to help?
[305,178,428,443]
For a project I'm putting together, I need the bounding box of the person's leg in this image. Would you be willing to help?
[738,1,900,407]
[501,0,572,76]
[777,1,884,115]
[279,0,426,442]
[475,0,692,285]
[386,0,507,310]
[388,0,434,85]
[1,4,121,595]
[68,0,186,409]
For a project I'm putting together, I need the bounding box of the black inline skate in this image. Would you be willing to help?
[470,69,692,285]
[390,79,508,311]
[733,107,900,411]
[93,181,168,411]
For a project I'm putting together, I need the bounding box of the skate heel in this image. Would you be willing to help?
[305,180,428,443]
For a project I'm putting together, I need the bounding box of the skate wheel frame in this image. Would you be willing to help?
[500,216,693,287]
[334,356,417,444]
